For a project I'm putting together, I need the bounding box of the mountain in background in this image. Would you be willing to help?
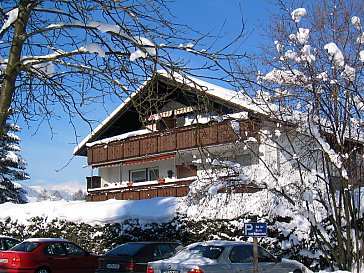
[21,184,86,202]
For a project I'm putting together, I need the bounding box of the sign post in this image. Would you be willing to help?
[244,222,268,273]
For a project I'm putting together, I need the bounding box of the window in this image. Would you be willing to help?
[175,116,185,127]
[149,168,159,180]
[0,238,19,250]
[229,246,253,263]
[130,168,160,182]
[11,242,39,252]
[257,247,275,262]
[64,242,86,256]
[44,243,66,256]
[131,169,147,182]
[158,244,176,259]
[229,245,275,263]
[188,245,224,260]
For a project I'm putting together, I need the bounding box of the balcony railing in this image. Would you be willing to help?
[86,178,194,202]
[87,120,260,166]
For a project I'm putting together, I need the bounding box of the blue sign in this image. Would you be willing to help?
[244,222,268,237]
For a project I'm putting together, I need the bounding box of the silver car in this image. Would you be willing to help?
[147,240,308,273]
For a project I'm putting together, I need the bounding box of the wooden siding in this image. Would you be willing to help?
[87,120,260,167]
[86,180,192,201]
[86,177,260,201]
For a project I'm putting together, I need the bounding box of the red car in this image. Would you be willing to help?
[0,238,100,273]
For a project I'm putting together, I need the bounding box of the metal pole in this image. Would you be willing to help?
[253,237,258,273]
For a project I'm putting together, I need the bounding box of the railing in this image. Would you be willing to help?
[86,179,194,202]
[87,120,260,166]
[86,175,261,201]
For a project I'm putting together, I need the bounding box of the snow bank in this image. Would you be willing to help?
[0,197,178,225]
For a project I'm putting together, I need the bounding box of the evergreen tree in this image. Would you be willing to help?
[0,118,29,203]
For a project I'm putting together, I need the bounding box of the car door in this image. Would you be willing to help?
[228,245,254,273]
[43,242,69,273]
[228,245,293,273]
[158,243,177,259]
[63,242,97,273]
[135,244,157,272]
[256,247,295,273]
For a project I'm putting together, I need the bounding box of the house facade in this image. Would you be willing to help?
[73,72,280,201]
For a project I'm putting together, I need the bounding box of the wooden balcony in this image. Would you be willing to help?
[86,175,261,201]
[87,120,260,166]
[86,179,194,202]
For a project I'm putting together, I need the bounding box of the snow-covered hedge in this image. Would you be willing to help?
[0,214,328,271]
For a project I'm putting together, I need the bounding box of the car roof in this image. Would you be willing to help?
[123,241,180,244]
[24,238,70,243]
[0,235,20,240]
[187,240,253,247]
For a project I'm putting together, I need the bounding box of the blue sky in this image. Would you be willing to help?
[17,0,275,190]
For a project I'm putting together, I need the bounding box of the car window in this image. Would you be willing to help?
[0,238,20,250]
[0,239,5,250]
[137,244,157,261]
[64,242,86,256]
[159,244,176,259]
[229,246,253,263]
[11,242,39,252]
[5,239,20,249]
[189,245,224,260]
[258,247,275,262]
[106,243,146,256]
[44,243,66,256]
[229,246,276,263]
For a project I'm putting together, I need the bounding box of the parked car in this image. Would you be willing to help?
[96,241,182,273]
[0,238,100,273]
[147,240,308,273]
[0,235,20,251]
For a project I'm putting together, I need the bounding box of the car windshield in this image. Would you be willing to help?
[106,243,146,256]
[11,242,40,252]
[176,245,224,260]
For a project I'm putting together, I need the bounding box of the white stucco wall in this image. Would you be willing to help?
[98,158,176,186]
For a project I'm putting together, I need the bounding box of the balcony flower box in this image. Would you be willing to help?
[157,178,165,184]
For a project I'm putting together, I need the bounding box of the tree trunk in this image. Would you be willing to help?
[0,0,31,135]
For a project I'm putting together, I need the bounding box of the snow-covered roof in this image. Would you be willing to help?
[73,70,269,156]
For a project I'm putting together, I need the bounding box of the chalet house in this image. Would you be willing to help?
[73,71,265,201]
[73,71,304,201]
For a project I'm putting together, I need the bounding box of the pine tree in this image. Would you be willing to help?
[0,118,29,203]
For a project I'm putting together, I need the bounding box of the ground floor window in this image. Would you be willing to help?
[130,167,160,182]
[131,169,147,182]
[149,168,159,180]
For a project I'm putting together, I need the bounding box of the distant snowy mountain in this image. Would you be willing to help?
[21,183,86,202]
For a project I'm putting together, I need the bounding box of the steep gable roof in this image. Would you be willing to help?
[73,70,269,156]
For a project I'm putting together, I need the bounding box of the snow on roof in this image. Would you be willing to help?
[86,129,151,148]
[73,70,269,155]
[24,238,70,242]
